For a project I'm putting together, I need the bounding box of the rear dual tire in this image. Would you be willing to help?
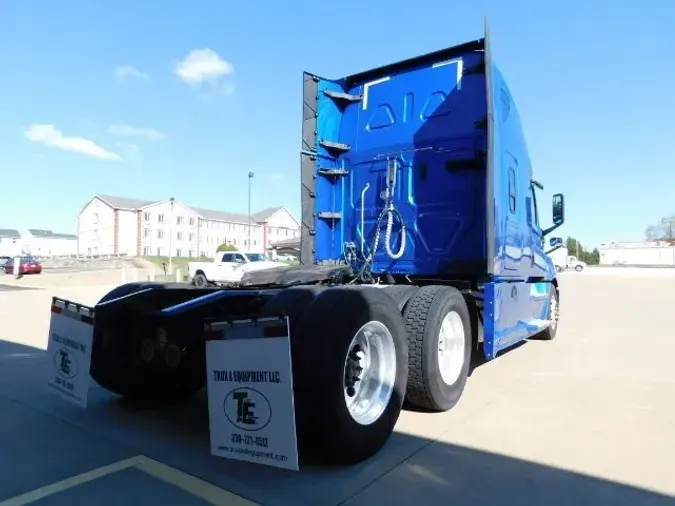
[268,286,409,465]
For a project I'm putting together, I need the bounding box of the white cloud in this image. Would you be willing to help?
[25,124,121,161]
[108,124,166,141]
[174,48,234,88]
[114,65,149,82]
[116,143,143,168]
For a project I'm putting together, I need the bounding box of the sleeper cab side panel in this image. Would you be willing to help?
[482,281,552,360]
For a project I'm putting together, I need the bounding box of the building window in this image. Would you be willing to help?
[177,231,183,241]
[188,249,193,257]
[253,240,257,246]
[157,230,164,239]
[158,213,165,224]
[143,228,150,238]
[144,212,151,221]
[189,233,194,241]
[143,246,151,255]
[233,239,237,246]
[157,247,163,256]
[176,248,182,257]
[177,216,184,225]
[189,218,195,226]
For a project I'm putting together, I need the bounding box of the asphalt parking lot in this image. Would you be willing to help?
[0,269,673,506]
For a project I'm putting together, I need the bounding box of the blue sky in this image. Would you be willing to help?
[0,0,673,248]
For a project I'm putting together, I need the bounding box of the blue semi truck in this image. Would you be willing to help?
[47,23,565,469]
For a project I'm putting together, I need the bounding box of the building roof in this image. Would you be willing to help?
[190,207,254,224]
[97,194,156,210]
[0,229,21,239]
[93,193,288,225]
[28,229,77,240]
[252,207,283,222]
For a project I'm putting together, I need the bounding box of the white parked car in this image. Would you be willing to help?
[188,251,288,288]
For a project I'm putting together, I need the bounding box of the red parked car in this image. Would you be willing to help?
[3,256,43,275]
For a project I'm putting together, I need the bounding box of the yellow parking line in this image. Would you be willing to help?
[134,456,258,506]
[0,457,138,506]
[0,455,259,506]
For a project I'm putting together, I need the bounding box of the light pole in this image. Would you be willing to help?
[248,172,254,252]
[168,197,175,273]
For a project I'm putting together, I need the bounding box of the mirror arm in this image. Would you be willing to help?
[545,244,562,255]
[542,223,561,236]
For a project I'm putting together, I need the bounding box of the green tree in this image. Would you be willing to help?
[216,243,237,253]
[564,236,599,265]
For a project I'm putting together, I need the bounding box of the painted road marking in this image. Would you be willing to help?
[0,455,258,506]
[0,458,139,506]
[134,456,257,506]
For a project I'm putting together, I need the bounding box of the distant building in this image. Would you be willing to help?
[0,229,22,257]
[599,240,675,266]
[77,194,300,257]
[0,229,78,257]
[24,229,78,257]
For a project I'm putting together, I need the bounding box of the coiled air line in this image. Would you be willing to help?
[363,157,407,264]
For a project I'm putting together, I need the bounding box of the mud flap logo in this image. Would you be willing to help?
[54,347,79,379]
[224,387,272,431]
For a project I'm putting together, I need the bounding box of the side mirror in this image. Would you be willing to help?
[552,193,564,225]
[545,236,563,254]
[543,193,565,235]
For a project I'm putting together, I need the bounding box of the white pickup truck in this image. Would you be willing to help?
[188,251,288,288]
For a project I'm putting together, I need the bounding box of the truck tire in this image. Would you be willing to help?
[259,285,325,327]
[574,264,584,272]
[90,283,204,402]
[403,285,472,412]
[192,272,209,288]
[291,286,408,465]
[535,284,559,341]
[383,285,419,312]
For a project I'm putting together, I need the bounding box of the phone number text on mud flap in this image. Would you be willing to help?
[54,376,75,391]
[231,433,269,448]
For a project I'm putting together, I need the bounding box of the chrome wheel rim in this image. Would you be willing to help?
[343,321,397,426]
[437,311,466,385]
[550,291,559,331]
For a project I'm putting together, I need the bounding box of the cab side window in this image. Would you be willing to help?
[508,168,517,214]
[529,185,539,227]
[221,253,233,262]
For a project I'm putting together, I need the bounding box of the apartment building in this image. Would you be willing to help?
[77,194,299,258]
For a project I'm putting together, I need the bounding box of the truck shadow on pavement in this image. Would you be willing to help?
[1,338,672,506]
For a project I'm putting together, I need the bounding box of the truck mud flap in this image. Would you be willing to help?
[482,281,551,359]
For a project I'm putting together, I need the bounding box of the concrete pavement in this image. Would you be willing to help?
[0,269,673,505]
